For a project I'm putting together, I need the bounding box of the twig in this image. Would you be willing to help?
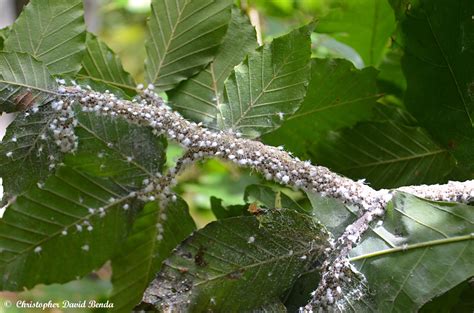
[51,84,473,310]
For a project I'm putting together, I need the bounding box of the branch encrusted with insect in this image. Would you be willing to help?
[20,83,474,311]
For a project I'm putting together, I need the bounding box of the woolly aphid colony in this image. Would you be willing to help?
[10,80,473,310]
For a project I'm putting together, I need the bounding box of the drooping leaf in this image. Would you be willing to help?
[78,33,136,96]
[317,0,396,66]
[262,58,379,159]
[109,198,195,312]
[219,24,313,138]
[0,166,140,291]
[348,192,474,312]
[145,0,232,91]
[142,208,328,311]
[66,108,167,188]
[4,0,86,76]
[0,105,62,202]
[0,52,57,113]
[168,7,257,127]
[312,110,456,189]
[391,0,474,174]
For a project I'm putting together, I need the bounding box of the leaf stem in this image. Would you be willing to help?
[349,234,474,261]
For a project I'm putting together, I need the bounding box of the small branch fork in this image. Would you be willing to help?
[53,85,473,310]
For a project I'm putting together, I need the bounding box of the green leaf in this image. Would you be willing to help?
[142,208,328,311]
[317,0,396,66]
[392,0,474,174]
[210,196,249,219]
[0,105,62,202]
[0,52,57,113]
[349,192,474,312]
[0,27,9,50]
[262,58,379,159]
[78,33,136,96]
[109,198,195,312]
[0,166,139,290]
[377,45,406,98]
[419,279,474,313]
[306,192,358,238]
[244,184,306,214]
[312,114,456,189]
[0,100,167,202]
[145,0,232,91]
[219,24,312,138]
[66,108,167,188]
[168,7,257,127]
[252,300,288,313]
[4,0,86,76]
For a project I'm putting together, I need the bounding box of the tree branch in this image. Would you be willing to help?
[53,84,472,310]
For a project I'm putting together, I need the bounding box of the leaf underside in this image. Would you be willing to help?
[78,33,136,96]
[4,0,86,76]
[168,7,257,128]
[0,52,57,113]
[110,198,195,312]
[145,0,232,91]
[0,166,138,290]
[219,24,313,138]
[349,192,474,312]
[143,209,328,312]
